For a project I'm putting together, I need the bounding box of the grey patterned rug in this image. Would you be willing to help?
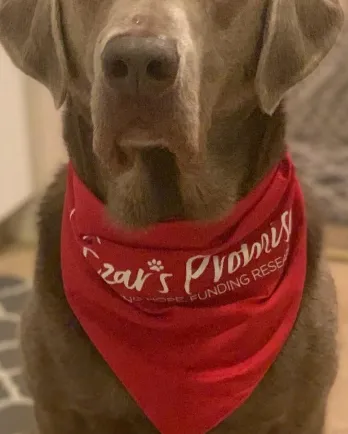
[0,277,35,434]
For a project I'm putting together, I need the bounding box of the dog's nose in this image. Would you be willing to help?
[101,36,179,97]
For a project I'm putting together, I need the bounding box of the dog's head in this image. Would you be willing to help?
[0,0,343,227]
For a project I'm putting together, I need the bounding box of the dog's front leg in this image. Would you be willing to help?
[298,404,326,434]
[33,404,153,434]
[33,406,87,434]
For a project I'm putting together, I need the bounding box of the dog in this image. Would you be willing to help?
[0,0,344,433]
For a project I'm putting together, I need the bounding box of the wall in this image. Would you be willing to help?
[0,47,34,223]
[26,80,67,192]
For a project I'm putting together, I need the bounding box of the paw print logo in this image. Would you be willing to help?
[148,259,164,272]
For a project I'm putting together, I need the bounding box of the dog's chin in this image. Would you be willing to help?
[102,145,236,230]
[104,146,185,229]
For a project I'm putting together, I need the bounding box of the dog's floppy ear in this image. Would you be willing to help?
[0,0,67,108]
[255,0,344,115]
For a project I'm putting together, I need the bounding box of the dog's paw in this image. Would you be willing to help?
[148,259,164,272]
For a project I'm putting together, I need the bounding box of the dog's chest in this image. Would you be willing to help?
[56,310,293,434]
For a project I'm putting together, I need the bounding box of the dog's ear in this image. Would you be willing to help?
[0,0,67,108]
[255,0,344,115]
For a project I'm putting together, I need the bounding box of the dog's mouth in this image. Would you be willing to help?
[117,123,169,164]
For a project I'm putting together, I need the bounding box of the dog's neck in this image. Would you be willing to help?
[62,95,286,212]
[208,103,286,199]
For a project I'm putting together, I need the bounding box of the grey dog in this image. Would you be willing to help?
[0,0,344,433]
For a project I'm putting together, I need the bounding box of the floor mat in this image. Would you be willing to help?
[0,276,35,434]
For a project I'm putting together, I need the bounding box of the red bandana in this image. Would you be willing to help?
[61,153,307,434]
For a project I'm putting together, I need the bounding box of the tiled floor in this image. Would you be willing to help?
[0,246,347,434]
